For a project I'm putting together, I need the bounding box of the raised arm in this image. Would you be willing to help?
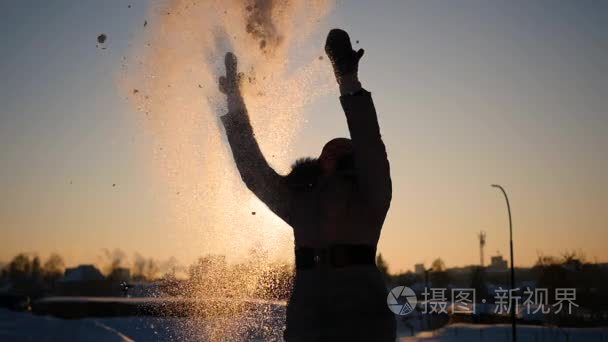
[218,53,290,223]
[340,90,391,214]
[325,29,392,215]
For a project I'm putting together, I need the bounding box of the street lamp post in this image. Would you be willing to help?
[491,184,516,342]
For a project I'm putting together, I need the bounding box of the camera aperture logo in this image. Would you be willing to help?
[387,286,417,315]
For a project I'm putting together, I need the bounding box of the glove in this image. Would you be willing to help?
[218,52,242,96]
[325,29,364,94]
[218,52,246,114]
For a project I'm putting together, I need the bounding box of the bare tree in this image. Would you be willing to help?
[43,253,64,278]
[100,248,128,276]
[144,258,160,281]
[8,254,31,282]
[429,258,450,288]
[430,258,446,272]
[376,253,390,282]
[132,253,147,280]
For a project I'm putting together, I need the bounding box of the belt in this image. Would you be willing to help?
[295,244,376,269]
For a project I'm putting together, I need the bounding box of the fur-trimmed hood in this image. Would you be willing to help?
[286,157,321,190]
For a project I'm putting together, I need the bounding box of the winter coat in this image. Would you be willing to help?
[222,89,395,341]
[221,89,391,248]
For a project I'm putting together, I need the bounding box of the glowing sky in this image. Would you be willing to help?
[1,0,606,272]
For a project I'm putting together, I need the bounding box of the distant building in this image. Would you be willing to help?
[488,255,508,272]
[415,263,425,275]
[61,265,105,282]
[57,265,126,296]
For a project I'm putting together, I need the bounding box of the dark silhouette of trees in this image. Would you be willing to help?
[469,266,488,302]
[143,258,160,281]
[132,253,161,281]
[2,253,65,296]
[430,258,446,272]
[376,253,390,282]
[30,257,43,290]
[132,253,147,281]
[101,248,128,276]
[43,253,64,281]
[429,258,450,288]
[8,254,31,286]
[534,252,575,292]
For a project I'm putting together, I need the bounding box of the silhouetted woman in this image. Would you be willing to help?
[219,29,395,341]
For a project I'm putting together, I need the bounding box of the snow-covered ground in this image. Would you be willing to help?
[1,309,200,341]
[400,323,608,342]
[1,309,606,341]
[0,308,284,341]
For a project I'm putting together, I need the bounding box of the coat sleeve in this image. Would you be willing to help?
[340,89,392,215]
[221,110,291,224]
